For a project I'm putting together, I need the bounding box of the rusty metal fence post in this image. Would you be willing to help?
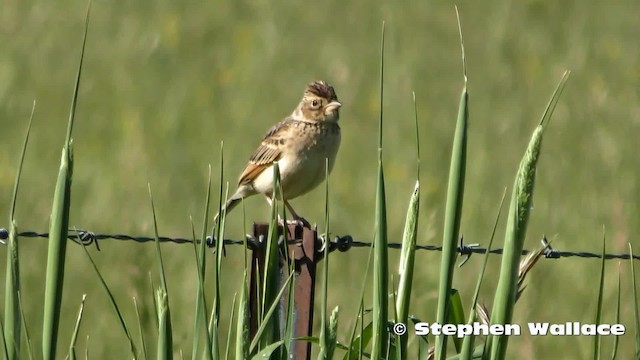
[249,222,318,360]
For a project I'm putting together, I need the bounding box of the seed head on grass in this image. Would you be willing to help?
[516,238,550,301]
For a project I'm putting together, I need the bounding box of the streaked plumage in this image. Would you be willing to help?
[214,80,342,224]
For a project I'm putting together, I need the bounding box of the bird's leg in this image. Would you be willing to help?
[263,196,309,227]
[284,200,310,227]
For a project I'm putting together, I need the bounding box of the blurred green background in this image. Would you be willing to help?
[1,0,639,358]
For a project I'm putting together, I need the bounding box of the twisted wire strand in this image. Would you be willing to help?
[0,227,637,261]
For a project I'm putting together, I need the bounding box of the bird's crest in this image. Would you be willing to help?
[305,80,337,101]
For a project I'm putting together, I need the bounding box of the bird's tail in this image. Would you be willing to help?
[211,196,242,256]
[213,195,242,228]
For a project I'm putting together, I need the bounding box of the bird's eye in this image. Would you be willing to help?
[311,99,320,109]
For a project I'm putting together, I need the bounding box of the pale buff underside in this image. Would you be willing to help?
[237,120,340,200]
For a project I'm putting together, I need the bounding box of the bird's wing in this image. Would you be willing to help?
[238,118,293,186]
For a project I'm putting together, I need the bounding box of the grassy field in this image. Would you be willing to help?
[1,0,639,358]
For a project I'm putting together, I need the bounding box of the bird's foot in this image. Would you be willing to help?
[293,217,311,227]
[277,216,310,228]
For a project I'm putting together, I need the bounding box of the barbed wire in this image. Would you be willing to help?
[0,227,638,261]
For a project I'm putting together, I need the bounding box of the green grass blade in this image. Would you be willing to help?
[189,221,212,360]
[210,143,227,360]
[371,21,389,360]
[68,295,87,360]
[17,292,34,360]
[235,271,250,360]
[258,163,282,350]
[148,273,159,331]
[2,212,22,359]
[214,140,225,237]
[489,71,570,360]
[251,260,263,343]
[396,180,420,359]
[611,263,621,360]
[389,277,400,360]
[319,158,332,360]
[0,315,7,360]
[447,290,465,354]
[85,336,89,359]
[418,338,430,360]
[42,114,73,360]
[7,100,34,228]
[345,246,375,360]
[371,104,389,359]
[156,288,170,360]
[207,298,216,358]
[250,340,284,360]
[43,7,90,358]
[212,144,227,360]
[629,244,640,358]
[274,171,291,359]
[134,297,148,360]
[328,306,340,359]
[359,315,367,359]
[283,259,296,358]
[460,189,507,360]
[80,239,137,358]
[343,321,373,360]
[435,16,469,357]
[224,294,237,360]
[193,166,213,360]
[407,100,422,359]
[250,272,295,353]
[593,230,606,360]
[148,186,173,360]
[409,316,430,345]
[4,101,35,360]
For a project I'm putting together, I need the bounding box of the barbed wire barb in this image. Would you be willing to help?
[0,227,638,261]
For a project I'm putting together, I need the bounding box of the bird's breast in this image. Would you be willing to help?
[276,122,341,199]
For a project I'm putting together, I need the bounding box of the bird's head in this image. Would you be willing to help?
[294,80,342,123]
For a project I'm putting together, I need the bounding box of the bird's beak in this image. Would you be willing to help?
[324,100,342,114]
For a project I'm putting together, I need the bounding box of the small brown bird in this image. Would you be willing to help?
[214,80,342,225]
